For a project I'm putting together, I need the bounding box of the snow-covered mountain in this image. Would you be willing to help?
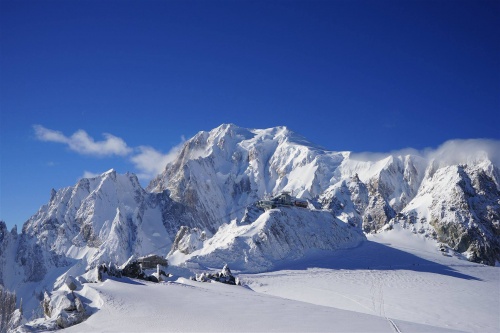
[149,124,499,265]
[1,124,499,328]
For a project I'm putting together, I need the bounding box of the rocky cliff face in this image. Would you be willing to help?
[400,161,500,265]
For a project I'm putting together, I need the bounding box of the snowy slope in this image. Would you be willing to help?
[242,226,500,333]
[57,276,462,333]
[24,226,494,333]
[22,169,172,266]
[169,207,364,273]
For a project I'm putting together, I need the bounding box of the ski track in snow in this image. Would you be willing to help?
[239,228,499,333]
[63,277,462,333]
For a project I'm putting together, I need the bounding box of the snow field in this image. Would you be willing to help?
[63,277,461,333]
[59,228,498,333]
[241,228,500,332]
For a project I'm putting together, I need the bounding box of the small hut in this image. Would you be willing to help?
[137,254,168,270]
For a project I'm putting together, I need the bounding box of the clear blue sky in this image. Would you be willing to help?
[1,0,499,230]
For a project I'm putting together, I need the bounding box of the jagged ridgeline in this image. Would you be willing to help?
[1,124,499,323]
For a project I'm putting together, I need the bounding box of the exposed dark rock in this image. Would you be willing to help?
[64,276,78,291]
[120,261,142,279]
[192,264,240,285]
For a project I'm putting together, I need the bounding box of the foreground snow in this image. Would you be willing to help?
[242,228,500,332]
[54,228,498,333]
[61,277,457,333]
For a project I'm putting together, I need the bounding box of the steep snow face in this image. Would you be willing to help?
[148,124,347,232]
[0,222,20,287]
[2,171,184,320]
[20,170,174,273]
[169,208,365,273]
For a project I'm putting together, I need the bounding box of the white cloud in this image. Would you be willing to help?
[349,148,420,162]
[33,125,132,157]
[425,139,500,166]
[351,138,500,166]
[33,125,68,143]
[82,171,101,179]
[34,124,187,181]
[130,140,185,180]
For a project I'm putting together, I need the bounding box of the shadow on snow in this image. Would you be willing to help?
[271,240,482,281]
[105,276,147,285]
